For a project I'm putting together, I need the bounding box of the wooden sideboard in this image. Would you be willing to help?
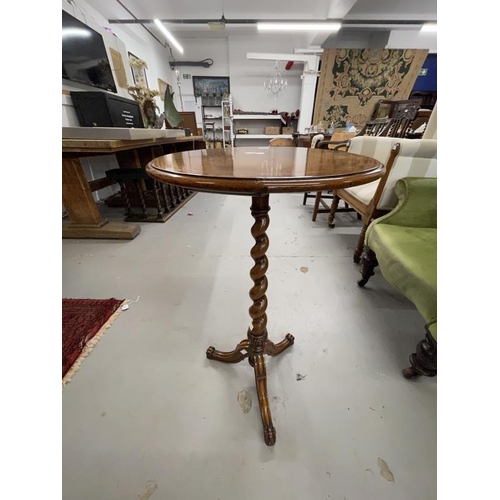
[62,135,205,239]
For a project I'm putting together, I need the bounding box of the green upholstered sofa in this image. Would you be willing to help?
[357,177,437,379]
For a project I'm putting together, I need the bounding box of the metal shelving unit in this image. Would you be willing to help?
[201,95,233,148]
[201,104,222,148]
[221,95,233,148]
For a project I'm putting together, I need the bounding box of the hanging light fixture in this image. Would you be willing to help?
[264,61,287,102]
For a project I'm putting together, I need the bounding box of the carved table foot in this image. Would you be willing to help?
[206,339,249,363]
[265,333,295,356]
[253,354,276,446]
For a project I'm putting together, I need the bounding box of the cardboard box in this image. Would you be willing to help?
[265,126,280,134]
[282,126,294,134]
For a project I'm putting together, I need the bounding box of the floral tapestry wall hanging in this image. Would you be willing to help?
[313,48,428,129]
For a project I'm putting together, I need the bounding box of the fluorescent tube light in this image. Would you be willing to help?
[257,22,341,32]
[62,28,92,38]
[421,23,437,32]
[154,19,184,53]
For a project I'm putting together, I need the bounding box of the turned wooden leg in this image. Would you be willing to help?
[152,181,164,219]
[357,246,378,287]
[135,180,147,216]
[402,329,437,379]
[206,195,293,446]
[328,194,341,228]
[353,222,369,263]
[160,184,170,213]
[118,180,134,218]
[311,192,322,221]
[247,195,276,445]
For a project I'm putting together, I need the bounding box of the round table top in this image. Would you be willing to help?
[146,147,384,195]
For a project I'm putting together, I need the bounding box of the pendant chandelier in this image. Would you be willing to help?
[264,61,287,102]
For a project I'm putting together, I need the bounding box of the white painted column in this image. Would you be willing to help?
[297,63,320,133]
[297,74,318,133]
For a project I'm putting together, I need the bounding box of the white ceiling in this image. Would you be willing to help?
[84,0,436,42]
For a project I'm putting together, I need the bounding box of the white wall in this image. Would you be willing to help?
[227,34,307,114]
[174,38,230,127]
[173,33,310,136]
[387,30,437,53]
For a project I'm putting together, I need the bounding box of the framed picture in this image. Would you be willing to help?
[192,76,230,96]
[157,78,173,101]
[128,52,148,88]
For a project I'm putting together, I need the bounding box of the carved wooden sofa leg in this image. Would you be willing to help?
[357,246,378,287]
[353,221,370,263]
[402,329,437,379]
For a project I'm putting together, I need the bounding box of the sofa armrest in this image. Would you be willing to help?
[367,177,437,231]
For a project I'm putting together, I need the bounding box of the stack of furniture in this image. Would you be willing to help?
[310,98,432,223]
[357,177,437,379]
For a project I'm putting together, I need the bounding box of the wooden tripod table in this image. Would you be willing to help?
[146,147,384,446]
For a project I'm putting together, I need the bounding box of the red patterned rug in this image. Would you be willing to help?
[62,298,125,387]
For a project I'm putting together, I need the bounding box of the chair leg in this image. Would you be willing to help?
[357,246,378,287]
[303,192,308,205]
[311,192,322,221]
[353,221,369,263]
[402,329,437,379]
[327,194,340,228]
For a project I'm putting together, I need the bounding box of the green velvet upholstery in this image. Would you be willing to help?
[365,177,437,340]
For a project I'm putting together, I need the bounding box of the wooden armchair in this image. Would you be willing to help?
[405,109,433,138]
[368,98,422,139]
[300,134,326,205]
[328,136,438,263]
[310,118,391,221]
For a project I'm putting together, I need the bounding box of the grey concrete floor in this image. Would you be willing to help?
[62,192,436,500]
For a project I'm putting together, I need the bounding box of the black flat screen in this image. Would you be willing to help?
[62,10,117,93]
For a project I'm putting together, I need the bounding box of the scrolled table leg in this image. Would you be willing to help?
[265,334,295,356]
[253,353,276,446]
[206,339,249,363]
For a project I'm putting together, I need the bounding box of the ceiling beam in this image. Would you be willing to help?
[108,18,434,27]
